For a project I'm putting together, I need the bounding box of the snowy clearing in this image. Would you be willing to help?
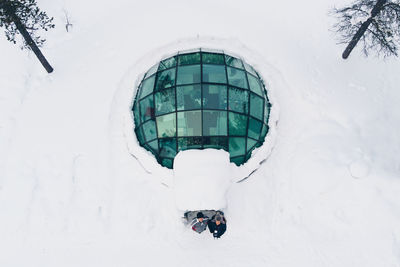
[1,0,400,266]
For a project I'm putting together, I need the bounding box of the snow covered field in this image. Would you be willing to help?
[1,0,400,266]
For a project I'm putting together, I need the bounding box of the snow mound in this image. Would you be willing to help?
[173,149,233,211]
[349,159,370,178]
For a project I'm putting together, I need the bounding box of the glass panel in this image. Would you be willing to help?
[203,84,227,110]
[203,65,227,83]
[176,84,201,111]
[145,63,159,78]
[228,87,248,114]
[155,88,175,115]
[229,137,246,157]
[135,127,145,145]
[178,137,203,150]
[155,68,176,90]
[203,111,227,136]
[203,137,228,150]
[260,124,269,140]
[248,118,262,140]
[139,76,155,99]
[158,56,177,70]
[177,111,202,136]
[225,55,244,69]
[243,62,258,77]
[160,158,174,169]
[227,67,248,89]
[156,113,176,138]
[159,138,177,157]
[250,93,264,120]
[178,53,201,65]
[177,65,201,85]
[142,119,157,141]
[247,138,257,152]
[230,156,245,166]
[228,112,247,136]
[202,53,224,64]
[139,94,154,123]
[248,74,263,96]
[147,139,158,153]
[264,102,270,124]
[133,102,141,127]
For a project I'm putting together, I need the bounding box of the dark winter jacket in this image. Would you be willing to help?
[190,217,209,234]
[208,215,226,238]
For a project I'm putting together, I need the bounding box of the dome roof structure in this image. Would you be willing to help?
[132,49,271,169]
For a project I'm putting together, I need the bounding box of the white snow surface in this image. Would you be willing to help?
[173,149,233,211]
[1,0,400,266]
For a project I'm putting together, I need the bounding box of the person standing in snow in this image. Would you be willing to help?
[190,212,209,234]
[208,212,226,239]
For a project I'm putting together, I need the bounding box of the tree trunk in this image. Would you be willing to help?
[10,9,54,73]
[342,0,388,59]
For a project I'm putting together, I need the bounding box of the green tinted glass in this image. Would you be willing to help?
[176,85,201,111]
[177,65,201,85]
[156,113,176,138]
[142,120,157,141]
[203,85,227,110]
[145,63,159,78]
[161,158,174,168]
[225,55,244,69]
[178,53,200,65]
[139,76,155,99]
[133,102,141,126]
[135,127,145,145]
[203,65,227,83]
[177,111,202,136]
[202,53,224,64]
[155,88,175,115]
[227,67,248,89]
[248,118,262,140]
[203,111,227,136]
[248,74,263,96]
[159,138,177,157]
[229,137,246,157]
[178,137,203,150]
[243,62,258,77]
[264,103,270,124]
[260,124,268,140]
[229,112,247,136]
[133,51,271,169]
[229,87,248,114]
[250,93,264,120]
[247,138,257,152]
[159,56,177,70]
[230,156,245,166]
[139,94,154,123]
[155,68,176,90]
[147,139,159,153]
[203,137,228,150]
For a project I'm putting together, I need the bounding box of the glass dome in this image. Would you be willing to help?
[132,49,271,169]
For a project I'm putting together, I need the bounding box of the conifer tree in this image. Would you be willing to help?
[0,0,55,73]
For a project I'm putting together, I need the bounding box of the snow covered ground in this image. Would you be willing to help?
[1,0,400,266]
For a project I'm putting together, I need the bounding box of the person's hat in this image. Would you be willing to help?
[215,215,222,221]
[196,212,204,218]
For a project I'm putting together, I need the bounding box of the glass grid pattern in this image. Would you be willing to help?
[132,50,271,169]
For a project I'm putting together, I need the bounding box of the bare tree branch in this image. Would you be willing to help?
[331,0,400,58]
